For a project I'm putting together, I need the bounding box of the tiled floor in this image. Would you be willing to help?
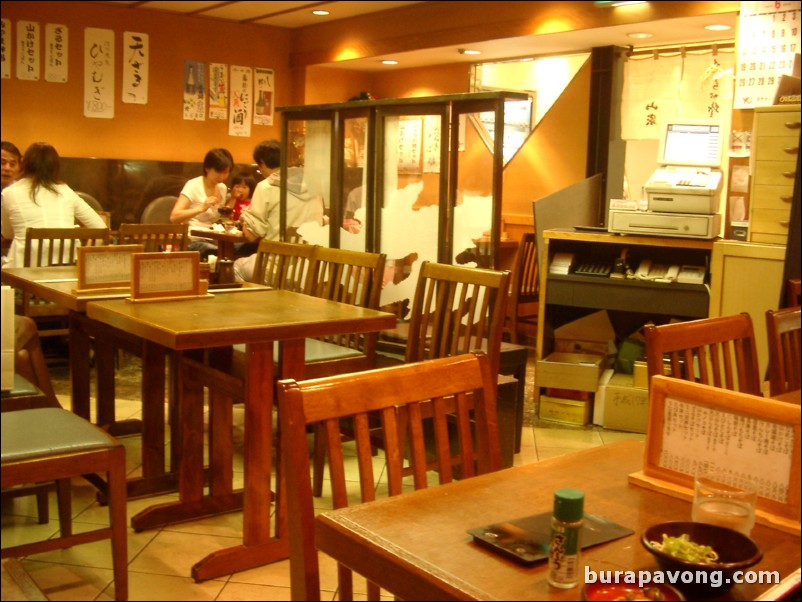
[1,347,645,601]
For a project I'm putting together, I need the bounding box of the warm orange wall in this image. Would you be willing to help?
[0,1,291,162]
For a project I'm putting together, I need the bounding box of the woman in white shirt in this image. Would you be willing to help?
[1,142,108,269]
[170,147,234,259]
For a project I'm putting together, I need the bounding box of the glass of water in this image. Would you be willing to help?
[692,468,757,536]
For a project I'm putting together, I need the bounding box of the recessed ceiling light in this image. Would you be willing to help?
[627,32,653,39]
[458,49,481,55]
[705,24,732,31]
[381,60,398,65]
[312,10,329,16]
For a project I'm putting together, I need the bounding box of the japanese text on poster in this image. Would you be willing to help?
[17,20,39,81]
[253,67,274,126]
[183,59,206,120]
[44,23,67,83]
[209,62,228,119]
[1,19,10,79]
[84,27,114,118]
[229,65,252,137]
[122,32,148,104]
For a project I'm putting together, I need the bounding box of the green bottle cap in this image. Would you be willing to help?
[553,488,584,522]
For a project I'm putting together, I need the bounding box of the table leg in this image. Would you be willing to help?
[68,312,91,420]
[190,339,303,581]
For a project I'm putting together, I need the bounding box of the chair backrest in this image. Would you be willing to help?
[277,351,501,601]
[643,313,762,395]
[405,261,511,378]
[117,223,189,252]
[140,195,178,224]
[511,232,538,306]
[766,306,801,397]
[788,278,802,308]
[304,246,387,356]
[249,239,317,291]
[23,227,111,267]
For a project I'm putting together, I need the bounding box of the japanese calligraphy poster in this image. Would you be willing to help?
[423,114,441,173]
[183,59,206,121]
[397,118,422,173]
[679,51,735,121]
[253,67,274,126]
[735,1,801,109]
[16,20,39,81]
[84,27,114,119]
[1,19,11,79]
[229,65,252,137]
[122,32,148,104]
[45,24,67,83]
[209,62,228,119]
[621,54,682,140]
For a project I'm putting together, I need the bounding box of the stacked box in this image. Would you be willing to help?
[536,352,604,425]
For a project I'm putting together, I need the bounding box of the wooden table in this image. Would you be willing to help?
[86,290,396,581]
[773,389,801,405]
[315,440,801,601]
[190,227,244,261]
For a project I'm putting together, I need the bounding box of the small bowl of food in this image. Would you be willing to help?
[582,582,685,601]
[641,521,762,595]
[217,206,234,218]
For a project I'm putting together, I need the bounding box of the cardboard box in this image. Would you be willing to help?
[599,373,649,433]
[554,310,617,358]
[633,361,648,389]
[593,369,615,426]
[537,352,604,392]
[615,338,645,374]
[539,395,593,426]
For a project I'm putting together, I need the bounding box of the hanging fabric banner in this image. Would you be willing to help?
[84,27,114,118]
[183,59,206,120]
[679,51,735,121]
[209,62,228,119]
[621,53,682,140]
[229,65,252,137]
[122,32,148,104]
[16,20,39,81]
[44,23,67,83]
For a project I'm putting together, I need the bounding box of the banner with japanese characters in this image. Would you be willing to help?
[16,20,39,81]
[122,32,148,104]
[253,67,274,126]
[229,65,252,137]
[44,24,67,82]
[209,62,228,119]
[84,27,114,118]
[183,59,206,120]
[1,19,10,79]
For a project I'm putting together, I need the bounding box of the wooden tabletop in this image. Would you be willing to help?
[315,439,801,601]
[86,289,395,350]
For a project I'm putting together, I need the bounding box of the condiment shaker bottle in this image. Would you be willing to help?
[547,488,584,589]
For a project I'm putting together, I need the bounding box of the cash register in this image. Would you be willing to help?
[608,119,723,239]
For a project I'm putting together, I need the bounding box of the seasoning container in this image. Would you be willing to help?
[547,488,584,589]
[217,259,234,285]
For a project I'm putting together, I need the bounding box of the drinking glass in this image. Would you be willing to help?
[692,468,757,536]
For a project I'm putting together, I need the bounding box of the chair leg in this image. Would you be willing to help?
[312,426,327,497]
[35,489,49,524]
[108,447,129,601]
[55,478,72,537]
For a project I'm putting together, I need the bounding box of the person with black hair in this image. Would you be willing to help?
[1,142,107,268]
[229,171,256,222]
[170,147,234,258]
[1,140,22,190]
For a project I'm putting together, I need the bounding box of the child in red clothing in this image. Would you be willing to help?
[229,171,256,222]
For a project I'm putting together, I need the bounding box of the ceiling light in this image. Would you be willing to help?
[312,10,329,16]
[594,1,647,6]
[627,32,653,39]
[458,49,481,55]
[381,60,398,65]
[705,24,732,31]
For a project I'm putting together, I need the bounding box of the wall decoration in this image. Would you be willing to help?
[253,67,274,126]
[84,27,114,118]
[209,62,228,119]
[122,31,148,104]
[183,59,206,120]
[621,53,682,140]
[16,20,39,81]
[423,114,441,173]
[44,23,67,83]
[735,0,802,109]
[397,117,423,174]
[229,65,252,137]
[1,19,11,79]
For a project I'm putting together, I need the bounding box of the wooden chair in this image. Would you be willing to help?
[117,222,189,252]
[788,278,801,308]
[277,351,502,601]
[18,227,110,339]
[1,407,128,600]
[504,232,539,344]
[139,195,177,224]
[766,306,801,397]
[249,238,317,291]
[643,313,762,395]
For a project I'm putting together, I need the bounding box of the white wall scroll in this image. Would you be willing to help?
[84,27,114,118]
[229,65,252,137]
[44,23,67,83]
[16,20,39,81]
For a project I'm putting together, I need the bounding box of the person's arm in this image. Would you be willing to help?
[72,193,108,228]
[170,193,220,224]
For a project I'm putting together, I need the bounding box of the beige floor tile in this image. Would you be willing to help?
[599,429,646,445]
[128,530,242,577]
[125,570,226,600]
[22,559,115,601]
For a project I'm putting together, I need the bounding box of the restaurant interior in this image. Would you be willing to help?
[1,1,800,601]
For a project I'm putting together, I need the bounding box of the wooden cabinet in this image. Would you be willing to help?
[535,229,714,361]
[708,240,786,380]
[749,105,800,245]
